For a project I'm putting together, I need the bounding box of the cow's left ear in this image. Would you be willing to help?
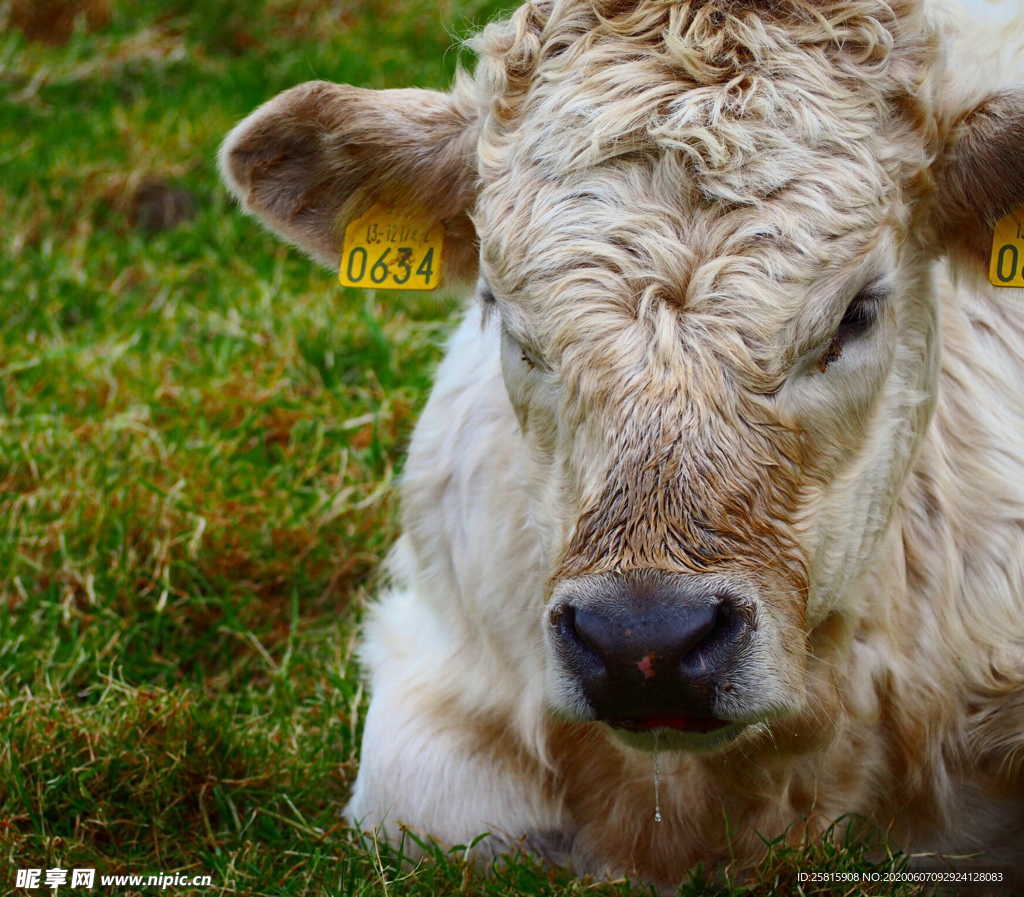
[219,78,480,283]
[931,88,1024,261]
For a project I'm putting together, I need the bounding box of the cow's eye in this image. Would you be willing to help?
[507,326,541,370]
[500,321,543,372]
[480,285,497,322]
[817,284,888,372]
[835,285,886,343]
[485,282,545,372]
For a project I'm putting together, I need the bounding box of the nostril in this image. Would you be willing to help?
[680,596,747,667]
[715,597,748,640]
[550,603,589,653]
[714,596,733,630]
[549,602,574,637]
[550,603,608,678]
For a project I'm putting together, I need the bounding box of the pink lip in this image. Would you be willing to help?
[610,715,729,734]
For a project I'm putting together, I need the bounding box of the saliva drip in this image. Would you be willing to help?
[652,733,663,824]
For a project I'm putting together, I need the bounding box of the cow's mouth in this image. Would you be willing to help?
[608,715,729,734]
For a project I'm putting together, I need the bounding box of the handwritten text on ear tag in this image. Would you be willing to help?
[339,203,443,291]
[990,208,1024,287]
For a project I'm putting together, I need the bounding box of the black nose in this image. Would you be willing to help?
[549,571,752,731]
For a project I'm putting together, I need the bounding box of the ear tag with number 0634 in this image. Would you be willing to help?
[338,202,443,291]
[990,207,1024,287]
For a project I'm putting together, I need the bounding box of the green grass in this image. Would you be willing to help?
[0,2,936,894]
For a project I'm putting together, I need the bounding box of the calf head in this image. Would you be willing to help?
[221,0,1024,753]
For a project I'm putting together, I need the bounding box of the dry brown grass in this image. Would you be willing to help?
[10,0,112,45]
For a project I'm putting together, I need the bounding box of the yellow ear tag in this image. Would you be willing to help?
[338,202,443,291]
[990,207,1024,287]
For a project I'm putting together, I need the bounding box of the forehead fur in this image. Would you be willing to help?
[468,0,937,377]
[472,0,935,184]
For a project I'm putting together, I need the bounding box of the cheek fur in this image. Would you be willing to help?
[793,280,940,621]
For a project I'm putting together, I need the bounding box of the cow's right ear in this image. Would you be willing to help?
[219,79,480,283]
[929,87,1024,264]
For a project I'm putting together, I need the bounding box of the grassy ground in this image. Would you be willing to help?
[0,2,938,895]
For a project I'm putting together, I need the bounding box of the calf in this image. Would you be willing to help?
[220,0,1024,886]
